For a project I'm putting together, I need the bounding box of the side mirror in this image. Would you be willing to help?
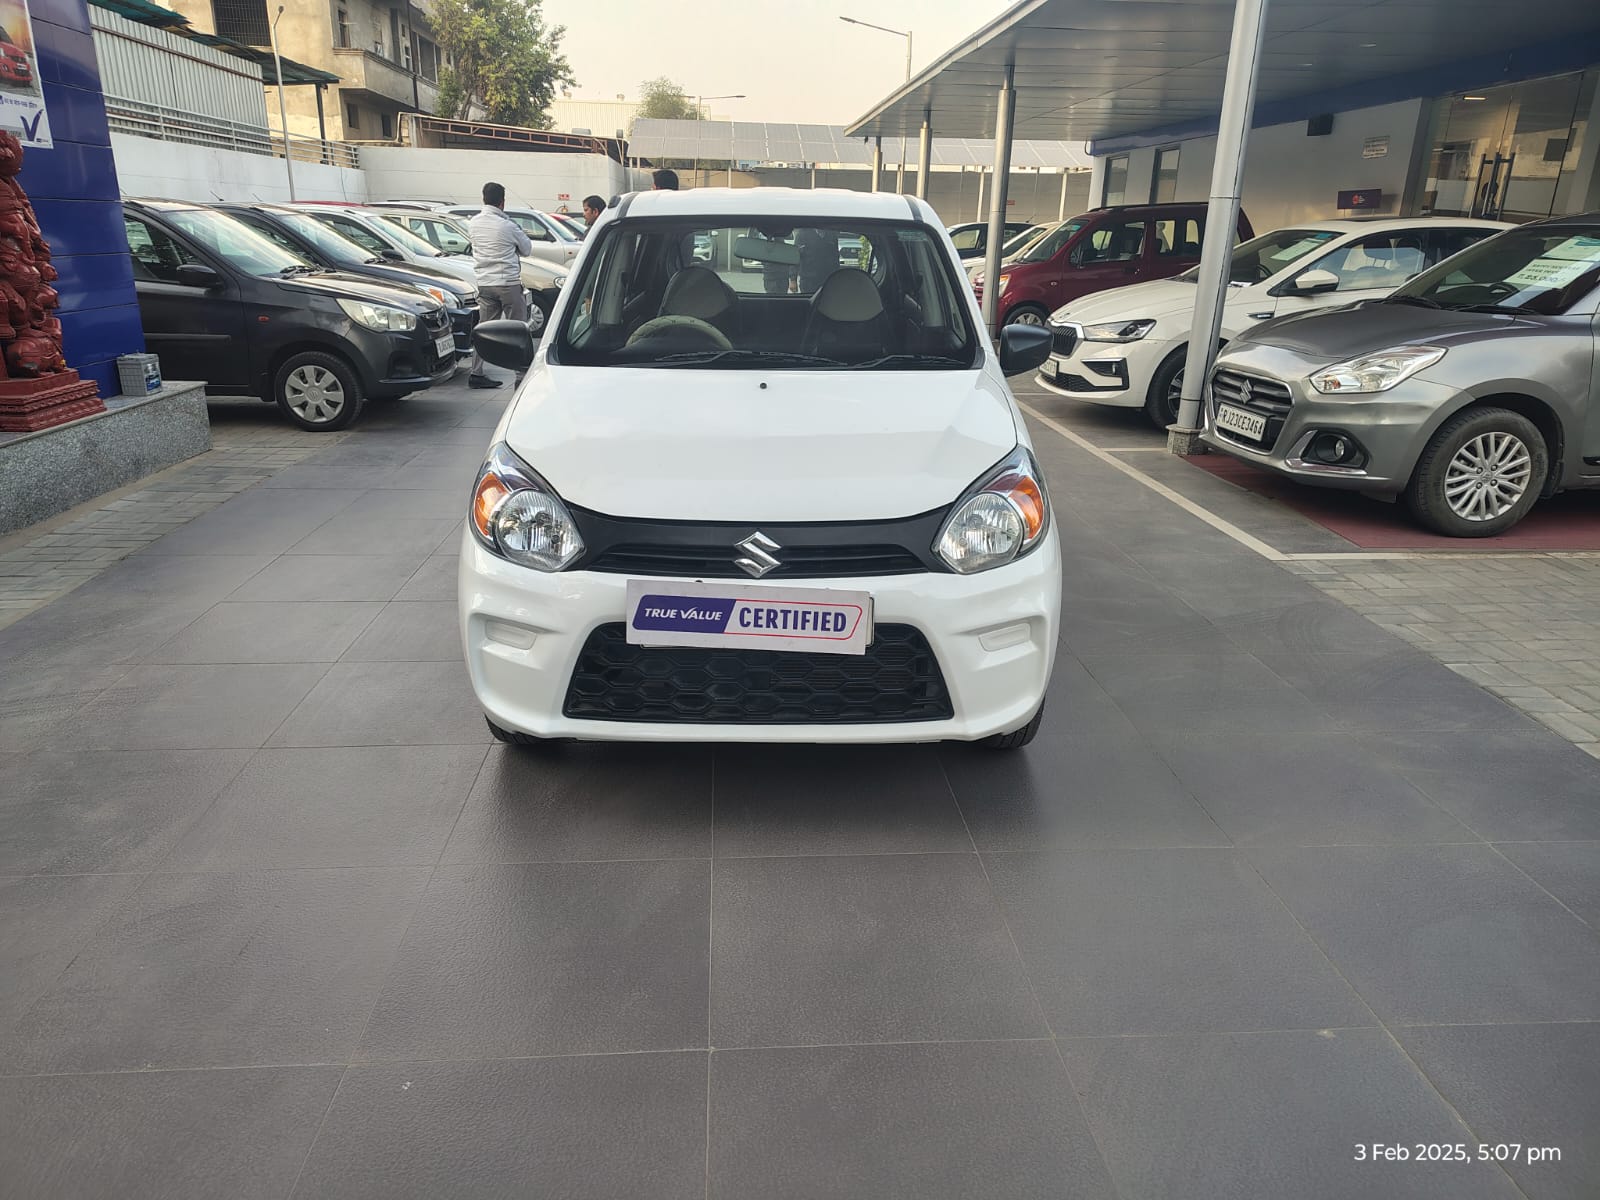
[998,322,1053,377]
[472,318,536,371]
[1293,268,1340,295]
[378,247,405,262]
[175,262,222,289]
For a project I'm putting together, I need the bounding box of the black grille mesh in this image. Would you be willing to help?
[562,623,953,724]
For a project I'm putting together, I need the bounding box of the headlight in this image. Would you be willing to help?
[1080,319,1156,343]
[934,447,1050,574]
[422,286,451,307]
[1310,345,1446,394]
[469,443,584,572]
[337,298,416,331]
[997,273,1011,293]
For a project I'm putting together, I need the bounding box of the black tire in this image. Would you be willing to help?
[1404,407,1548,538]
[979,702,1045,750]
[273,350,364,432]
[1143,347,1187,430]
[526,293,551,338]
[1004,303,1050,328]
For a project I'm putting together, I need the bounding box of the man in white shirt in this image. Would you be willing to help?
[466,181,533,389]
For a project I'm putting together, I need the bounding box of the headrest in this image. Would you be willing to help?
[811,268,884,322]
[661,266,734,319]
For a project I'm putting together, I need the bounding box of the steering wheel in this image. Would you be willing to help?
[625,315,732,350]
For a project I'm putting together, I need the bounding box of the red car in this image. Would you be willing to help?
[0,27,30,88]
[975,201,1254,326]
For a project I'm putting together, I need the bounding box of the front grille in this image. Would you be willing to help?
[587,543,925,579]
[421,309,450,335]
[563,623,953,724]
[1050,325,1078,357]
[1210,369,1295,448]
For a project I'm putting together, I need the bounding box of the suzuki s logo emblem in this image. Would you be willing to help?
[735,531,781,578]
[1237,378,1254,405]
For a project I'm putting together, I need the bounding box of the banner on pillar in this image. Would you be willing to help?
[0,0,49,148]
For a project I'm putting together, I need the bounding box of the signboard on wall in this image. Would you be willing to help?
[1337,188,1382,210]
[1362,136,1390,160]
[0,0,50,147]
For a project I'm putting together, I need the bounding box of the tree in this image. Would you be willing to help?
[635,77,702,123]
[432,0,575,128]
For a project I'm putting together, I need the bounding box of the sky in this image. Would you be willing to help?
[540,0,1012,125]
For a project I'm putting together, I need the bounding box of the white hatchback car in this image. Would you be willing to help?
[1037,216,1509,428]
[458,188,1061,748]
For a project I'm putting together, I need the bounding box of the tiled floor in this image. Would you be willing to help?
[1,376,1597,1198]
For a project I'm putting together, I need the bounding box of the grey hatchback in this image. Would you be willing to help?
[1201,214,1600,536]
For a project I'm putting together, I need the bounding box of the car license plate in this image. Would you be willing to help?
[435,334,456,360]
[1039,357,1058,378]
[1215,402,1268,442]
[625,579,873,656]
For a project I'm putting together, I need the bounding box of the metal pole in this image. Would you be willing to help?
[871,137,881,191]
[916,118,931,200]
[980,66,1016,335]
[270,6,296,201]
[975,166,985,222]
[1169,0,1268,452]
[904,30,912,83]
[1058,168,1069,219]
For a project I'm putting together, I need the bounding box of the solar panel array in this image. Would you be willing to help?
[628,119,1090,169]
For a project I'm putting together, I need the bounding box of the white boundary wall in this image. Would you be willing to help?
[111,134,368,204]
[358,146,640,209]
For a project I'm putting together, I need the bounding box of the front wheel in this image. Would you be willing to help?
[1144,348,1187,430]
[274,351,364,432]
[1404,407,1548,537]
[1005,304,1050,328]
[526,292,549,337]
[978,702,1044,750]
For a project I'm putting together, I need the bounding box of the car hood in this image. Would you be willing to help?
[1050,278,1201,324]
[503,365,1020,522]
[274,271,438,310]
[367,257,470,290]
[1239,301,1533,361]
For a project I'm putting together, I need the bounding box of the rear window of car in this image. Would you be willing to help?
[554,218,979,370]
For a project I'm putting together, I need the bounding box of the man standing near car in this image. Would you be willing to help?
[581,195,605,234]
[466,181,532,390]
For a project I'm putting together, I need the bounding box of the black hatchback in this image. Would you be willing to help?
[123,199,456,431]
[217,202,480,357]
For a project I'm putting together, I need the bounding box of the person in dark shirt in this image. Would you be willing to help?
[797,227,840,294]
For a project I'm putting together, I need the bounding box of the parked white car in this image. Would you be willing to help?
[1037,216,1510,428]
[458,188,1061,748]
[289,204,478,287]
[446,205,581,266]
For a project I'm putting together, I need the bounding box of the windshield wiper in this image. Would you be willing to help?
[849,353,968,370]
[1450,302,1534,315]
[278,264,321,276]
[649,349,844,367]
[1383,294,1442,309]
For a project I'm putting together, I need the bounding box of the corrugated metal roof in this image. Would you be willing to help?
[628,119,1090,169]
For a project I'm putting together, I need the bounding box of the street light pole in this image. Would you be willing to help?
[694,92,745,188]
[839,15,912,194]
[270,5,296,201]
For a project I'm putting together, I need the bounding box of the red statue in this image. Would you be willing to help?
[0,129,104,432]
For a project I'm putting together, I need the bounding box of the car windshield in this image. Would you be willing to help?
[273,210,369,266]
[1177,228,1343,285]
[1002,224,1051,256]
[163,208,312,275]
[1015,220,1085,263]
[364,214,448,258]
[1392,226,1600,315]
[556,218,979,370]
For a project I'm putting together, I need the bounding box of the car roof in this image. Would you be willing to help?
[620,186,933,224]
[1256,216,1513,234]
[125,197,208,212]
[1524,210,1600,229]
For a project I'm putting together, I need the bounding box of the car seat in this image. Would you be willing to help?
[1346,244,1426,291]
[801,268,890,363]
[657,265,740,338]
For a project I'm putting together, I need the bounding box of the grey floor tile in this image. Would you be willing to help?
[1151,732,1475,846]
[713,744,971,858]
[366,464,482,492]
[62,664,329,750]
[268,661,490,747]
[984,848,1368,1036]
[710,853,1045,1048]
[143,488,362,557]
[1395,1023,1600,1200]
[1083,651,1332,735]
[288,513,458,560]
[230,555,424,602]
[1364,731,1600,841]
[710,1041,1114,1200]
[942,728,1227,851]
[1217,599,1405,656]
[356,860,710,1060]
[339,601,461,662]
[393,554,458,601]
[1495,842,1600,928]
[0,873,145,1027]
[147,601,383,664]
[162,745,487,870]
[1037,655,1146,737]
[0,748,251,874]
[337,489,465,521]
[0,664,128,752]
[6,868,428,1071]
[1252,845,1600,1025]
[0,1066,343,1200]
[1058,1028,1521,1200]
[293,1054,707,1200]
[441,743,711,864]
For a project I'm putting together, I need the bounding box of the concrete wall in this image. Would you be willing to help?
[1091,99,1431,231]
[21,0,146,397]
[111,132,368,202]
[359,145,634,208]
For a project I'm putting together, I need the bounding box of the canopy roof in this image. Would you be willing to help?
[628,118,1090,168]
[88,0,340,86]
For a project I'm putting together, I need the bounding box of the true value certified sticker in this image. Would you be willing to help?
[624,579,873,655]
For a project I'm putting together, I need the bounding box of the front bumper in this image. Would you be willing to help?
[1036,327,1170,408]
[458,526,1062,743]
[366,322,459,394]
[1197,345,1456,493]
